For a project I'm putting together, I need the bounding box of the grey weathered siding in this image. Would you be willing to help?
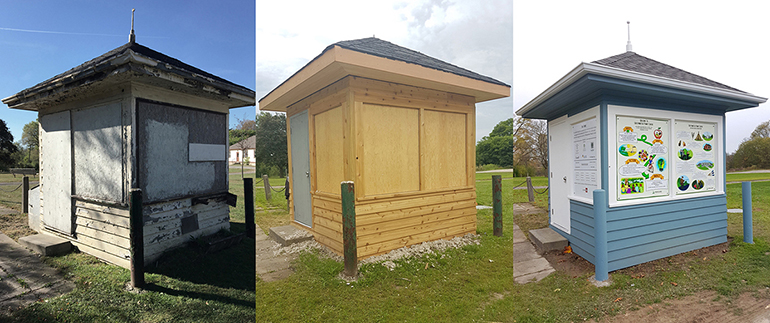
[143,196,230,264]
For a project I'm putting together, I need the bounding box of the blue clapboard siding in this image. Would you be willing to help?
[568,195,727,272]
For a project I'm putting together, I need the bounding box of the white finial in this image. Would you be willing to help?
[129,8,136,43]
[626,21,632,52]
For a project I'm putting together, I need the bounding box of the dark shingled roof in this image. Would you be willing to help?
[592,51,744,93]
[324,37,509,87]
[17,41,250,98]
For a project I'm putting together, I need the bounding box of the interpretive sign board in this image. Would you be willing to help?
[674,120,717,195]
[616,116,670,201]
[573,117,598,199]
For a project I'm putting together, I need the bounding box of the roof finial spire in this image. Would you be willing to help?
[626,21,632,52]
[129,8,136,44]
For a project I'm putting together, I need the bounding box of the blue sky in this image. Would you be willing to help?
[0,0,255,143]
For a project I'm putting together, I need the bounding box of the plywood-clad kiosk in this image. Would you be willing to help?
[260,38,510,259]
[517,50,766,276]
[3,41,255,268]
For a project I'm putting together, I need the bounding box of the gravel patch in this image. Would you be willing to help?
[269,233,481,270]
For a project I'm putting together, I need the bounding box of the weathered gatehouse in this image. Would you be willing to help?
[259,37,510,259]
[3,40,255,268]
[517,48,766,278]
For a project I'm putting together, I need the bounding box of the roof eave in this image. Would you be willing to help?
[516,62,767,117]
[4,48,255,111]
[259,46,510,112]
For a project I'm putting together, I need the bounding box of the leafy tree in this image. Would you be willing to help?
[477,135,513,167]
[750,120,770,140]
[729,137,770,170]
[0,119,19,171]
[254,112,287,177]
[21,120,39,150]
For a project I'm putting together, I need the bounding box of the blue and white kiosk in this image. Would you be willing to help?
[517,49,766,281]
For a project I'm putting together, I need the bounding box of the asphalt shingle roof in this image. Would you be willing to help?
[17,41,251,98]
[229,135,256,150]
[592,51,744,93]
[324,37,509,87]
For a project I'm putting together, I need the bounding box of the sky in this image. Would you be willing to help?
[256,0,513,142]
[514,1,770,154]
[0,1,255,144]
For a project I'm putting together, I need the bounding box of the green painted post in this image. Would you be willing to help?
[244,178,255,239]
[22,176,29,214]
[341,181,357,277]
[743,181,753,244]
[493,175,502,237]
[129,188,145,288]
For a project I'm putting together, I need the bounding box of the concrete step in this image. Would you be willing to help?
[529,227,568,254]
[18,234,72,257]
[268,225,313,247]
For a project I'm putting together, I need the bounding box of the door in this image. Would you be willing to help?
[548,117,571,234]
[40,110,73,235]
[290,110,312,227]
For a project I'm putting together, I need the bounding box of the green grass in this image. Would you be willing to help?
[726,172,770,183]
[256,175,770,322]
[0,174,255,322]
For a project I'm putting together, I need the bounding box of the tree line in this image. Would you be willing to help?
[476,117,547,176]
[0,119,38,172]
[728,121,770,170]
[229,112,288,178]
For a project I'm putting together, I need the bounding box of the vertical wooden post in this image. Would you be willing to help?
[492,175,502,237]
[341,181,357,277]
[262,174,271,201]
[593,189,608,282]
[22,176,29,214]
[244,178,255,239]
[129,188,145,288]
[742,181,753,244]
[526,176,534,203]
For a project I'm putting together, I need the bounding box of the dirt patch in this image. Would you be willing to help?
[0,212,36,242]
[543,239,733,279]
[594,289,770,323]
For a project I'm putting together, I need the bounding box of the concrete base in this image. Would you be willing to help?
[18,234,72,257]
[268,225,314,247]
[529,227,568,254]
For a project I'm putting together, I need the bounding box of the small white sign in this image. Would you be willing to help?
[189,143,226,162]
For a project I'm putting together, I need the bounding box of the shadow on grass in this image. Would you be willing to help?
[149,222,255,292]
[144,283,255,309]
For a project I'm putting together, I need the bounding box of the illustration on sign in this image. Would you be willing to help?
[616,116,669,200]
[674,121,717,194]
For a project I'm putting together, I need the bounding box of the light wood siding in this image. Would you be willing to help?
[569,195,728,272]
[72,200,131,268]
[314,106,344,195]
[423,110,467,190]
[359,103,420,196]
[312,195,343,254]
[143,197,230,264]
[289,76,479,259]
[355,188,476,258]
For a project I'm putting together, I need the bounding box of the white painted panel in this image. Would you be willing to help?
[189,143,226,161]
[549,116,571,234]
[73,103,122,201]
[40,110,73,234]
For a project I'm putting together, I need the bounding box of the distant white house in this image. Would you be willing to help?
[229,135,255,165]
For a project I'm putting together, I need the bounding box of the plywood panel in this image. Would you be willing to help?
[360,104,419,196]
[422,110,467,190]
[314,106,344,195]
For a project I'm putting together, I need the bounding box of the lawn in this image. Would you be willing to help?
[0,168,257,323]
[256,172,770,322]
